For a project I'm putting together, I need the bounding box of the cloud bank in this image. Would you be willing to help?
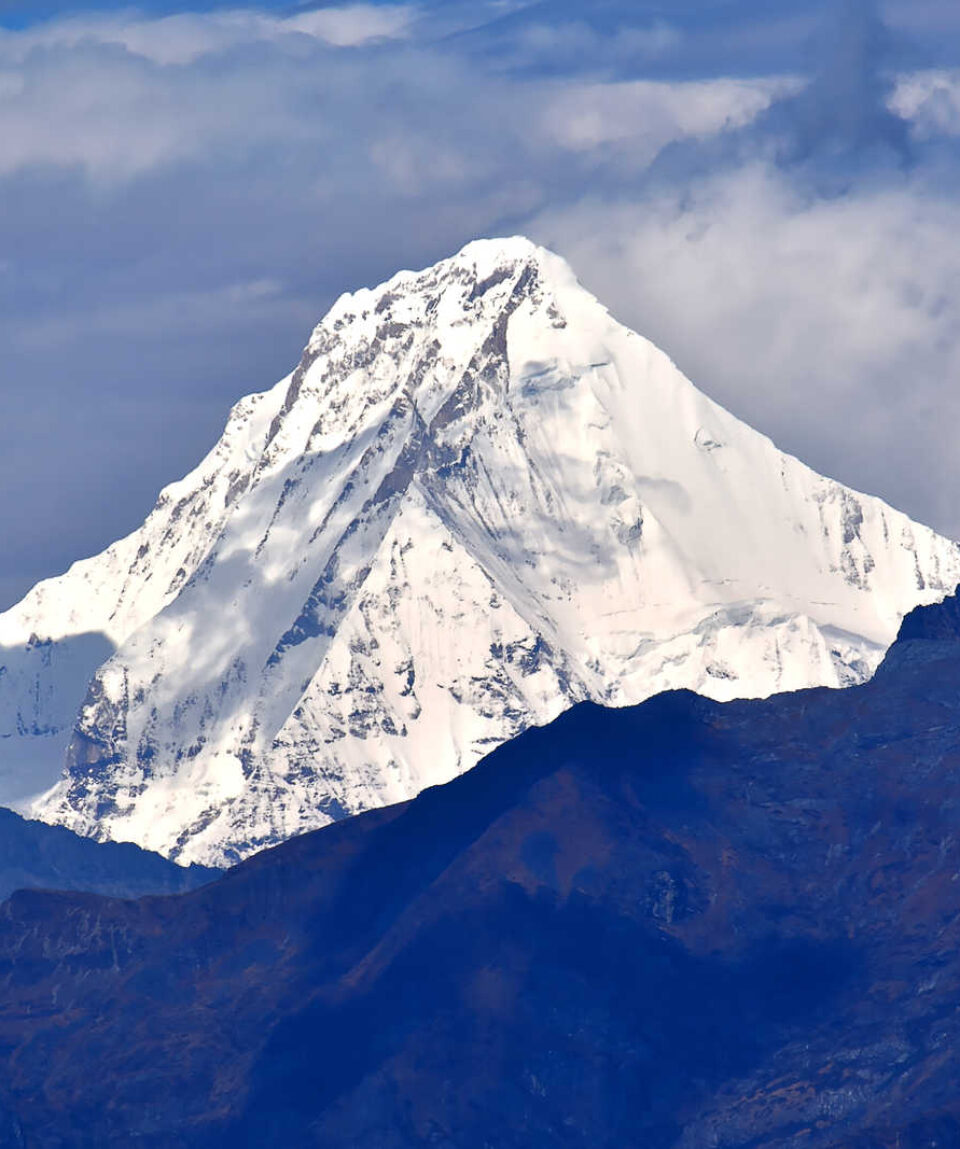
[0,0,958,608]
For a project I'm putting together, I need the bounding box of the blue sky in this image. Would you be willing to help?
[0,0,959,608]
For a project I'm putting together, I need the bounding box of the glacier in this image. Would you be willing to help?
[0,237,957,866]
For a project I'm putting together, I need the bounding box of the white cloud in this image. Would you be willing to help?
[0,5,420,66]
[539,77,790,159]
[0,9,777,183]
[891,70,960,137]
[1,0,960,611]
[0,9,428,180]
[284,5,419,48]
[532,164,960,537]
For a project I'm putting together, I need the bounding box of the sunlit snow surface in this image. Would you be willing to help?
[1,238,958,865]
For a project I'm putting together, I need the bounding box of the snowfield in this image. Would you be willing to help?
[1,238,957,865]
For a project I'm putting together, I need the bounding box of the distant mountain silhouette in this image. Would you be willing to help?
[0,592,959,1146]
[0,806,219,903]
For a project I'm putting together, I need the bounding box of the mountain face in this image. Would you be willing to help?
[0,594,959,1146]
[0,807,219,903]
[0,237,957,866]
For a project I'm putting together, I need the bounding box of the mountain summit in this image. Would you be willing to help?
[1,237,957,865]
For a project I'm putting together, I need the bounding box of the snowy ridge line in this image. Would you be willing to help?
[0,236,957,865]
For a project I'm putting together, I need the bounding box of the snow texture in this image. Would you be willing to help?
[1,238,958,865]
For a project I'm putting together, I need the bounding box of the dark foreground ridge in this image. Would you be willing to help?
[0,807,219,903]
[1,593,960,1146]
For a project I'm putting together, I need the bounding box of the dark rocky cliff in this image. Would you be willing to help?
[0,593,959,1146]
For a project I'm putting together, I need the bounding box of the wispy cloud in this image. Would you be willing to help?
[0,4,420,63]
[891,70,960,137]
[534,166,960,533]
[527,1,960,536]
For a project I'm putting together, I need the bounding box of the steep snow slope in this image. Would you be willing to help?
[1,238,957,865]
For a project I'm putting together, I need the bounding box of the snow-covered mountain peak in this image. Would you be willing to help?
[1,239,958,865]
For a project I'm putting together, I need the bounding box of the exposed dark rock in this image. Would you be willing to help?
[897,589,960,642]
